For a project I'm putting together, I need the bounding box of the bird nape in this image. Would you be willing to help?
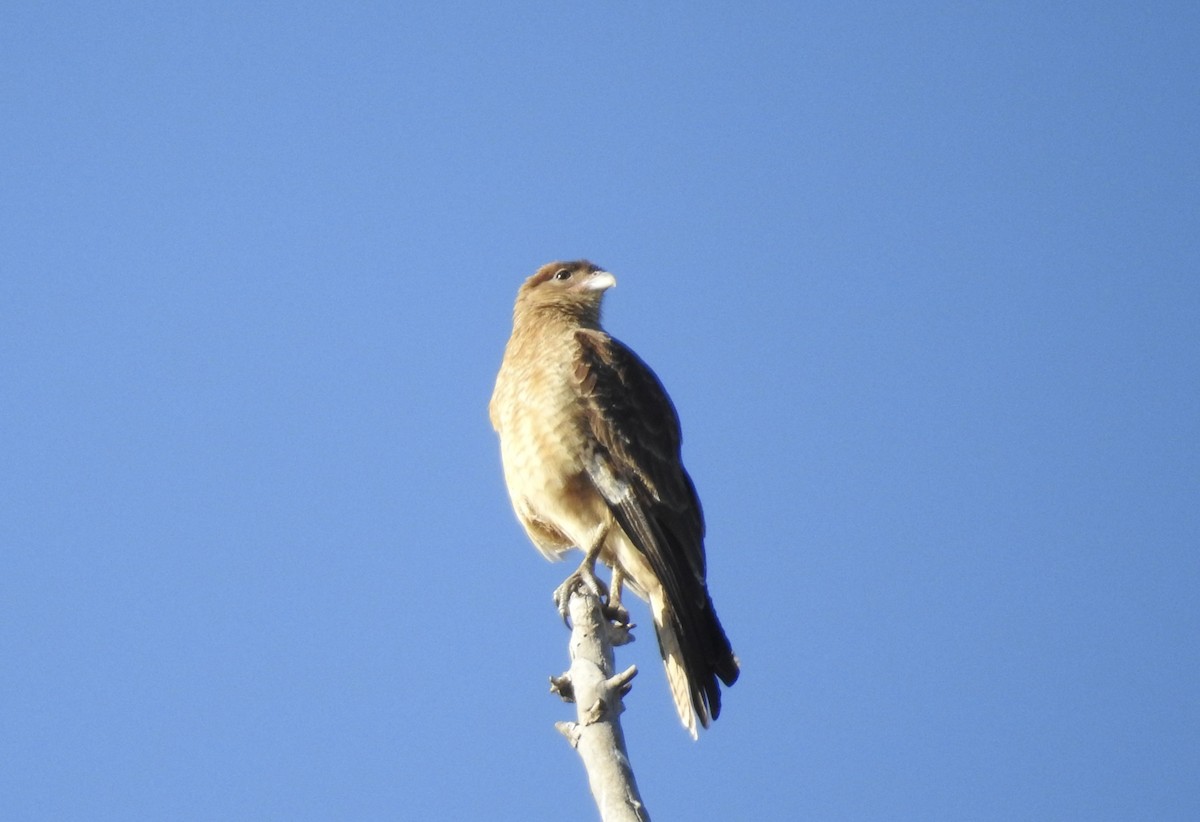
[489,260,739,738]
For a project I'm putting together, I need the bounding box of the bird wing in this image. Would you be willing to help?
[572,329,707,593]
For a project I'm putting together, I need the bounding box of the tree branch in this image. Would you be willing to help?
[549,579,650,822]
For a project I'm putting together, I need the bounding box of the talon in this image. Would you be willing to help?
[603,601,631,626]
[553,584,573,623]
[553,566,611,622]
[553,530,612,624]
[578,563,608,600]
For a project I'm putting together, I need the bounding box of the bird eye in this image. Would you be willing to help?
[553,268,572,281]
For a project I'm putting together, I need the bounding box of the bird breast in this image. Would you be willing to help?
[492,328,605,558]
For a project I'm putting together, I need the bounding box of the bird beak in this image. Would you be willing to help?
[583,270,616,292]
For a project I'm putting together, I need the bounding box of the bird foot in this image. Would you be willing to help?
[553,562,609,623]
[604,600,631,627]
[602,594,635,645]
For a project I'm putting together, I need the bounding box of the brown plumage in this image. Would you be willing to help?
[489,260,739,738]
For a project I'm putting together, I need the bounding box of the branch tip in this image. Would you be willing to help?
[555,720,582,747]
[549,673,575,702]
[606,665,638,695]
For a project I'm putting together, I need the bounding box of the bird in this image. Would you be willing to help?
[489,259,739,738]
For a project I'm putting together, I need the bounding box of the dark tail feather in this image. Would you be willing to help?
[672,590,739,729]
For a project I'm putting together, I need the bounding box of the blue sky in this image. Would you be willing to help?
[2,2,1198,819]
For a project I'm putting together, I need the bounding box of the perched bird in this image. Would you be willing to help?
[489,260,739,738]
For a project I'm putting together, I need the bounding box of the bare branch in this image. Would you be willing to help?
[550,578,650,822]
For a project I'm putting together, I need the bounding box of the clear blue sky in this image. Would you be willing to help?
[3,3,1197,820]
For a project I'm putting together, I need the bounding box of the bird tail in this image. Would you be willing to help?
[649,586,740,739]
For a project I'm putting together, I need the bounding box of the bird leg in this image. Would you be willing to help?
[606,566,632,628]
[553,523,610,622]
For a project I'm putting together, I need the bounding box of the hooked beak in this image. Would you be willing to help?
[583,270,616,291]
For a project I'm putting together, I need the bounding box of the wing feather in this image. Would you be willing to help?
[573,329,737,726]
[573,329,705,585]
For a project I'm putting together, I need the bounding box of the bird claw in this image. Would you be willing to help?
[553,563,609,623]
[603,601,631,626]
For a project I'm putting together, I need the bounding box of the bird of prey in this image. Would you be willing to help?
[489,260,739,738]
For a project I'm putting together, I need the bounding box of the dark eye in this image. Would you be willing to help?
[553,268,572,281]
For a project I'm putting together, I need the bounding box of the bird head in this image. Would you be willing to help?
[514,260,616,326]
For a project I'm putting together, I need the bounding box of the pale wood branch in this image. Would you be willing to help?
[549,580,650,822]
